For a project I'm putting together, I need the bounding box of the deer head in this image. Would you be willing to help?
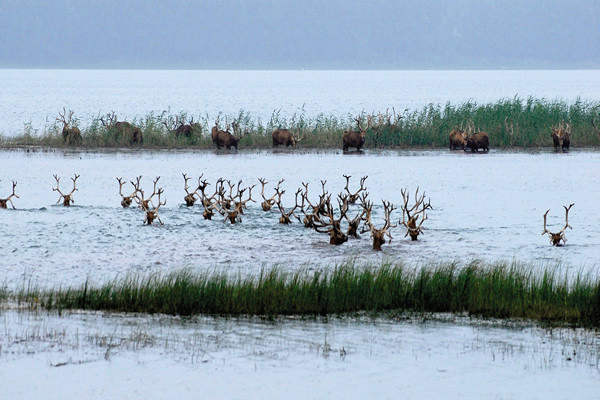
[117,176,139,208]
[0,180,19,209]
[361,198,397,251]
[400,187,432,241]
[53,174,79,206]
[343,175,368,204]
[542,203,574,246]
[145,187,166,225]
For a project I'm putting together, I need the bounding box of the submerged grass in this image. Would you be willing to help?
[2,97,599,149]
[9,260,600,328]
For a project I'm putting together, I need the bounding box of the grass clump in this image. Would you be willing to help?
[2,97,599,149]
[7,260,600,327]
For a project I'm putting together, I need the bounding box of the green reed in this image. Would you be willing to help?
[10,260,600,327]
[2,97,599,149]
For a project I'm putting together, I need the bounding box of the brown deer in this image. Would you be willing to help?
[53,174,79,206]
[313,194,348,245]
[0,180,19,209]
[448,127,467,150]
[100,111,143,145]
[182,173,202,207]
[276,188,302,224]
[343,116,371,152]
[214,120,248,150]
[56,108,82,145]
[400,187,432,241]
[344,192,369,238]
[343,175,368,204]
[163,116,195,139]
[465,120,489,152]
[272,128,303,147]
[362,199,397,251]
[134,177,162,211]
[144,188,166,225]
[542,203,574,246]
[117,176,139,208]
[258,178,284,211]
[551,122,571,150]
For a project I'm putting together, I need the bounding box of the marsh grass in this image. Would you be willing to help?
[10,260,600,327]
[4,97,598,149]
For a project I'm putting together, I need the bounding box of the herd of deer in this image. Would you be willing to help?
[55,108,577,152]
[0,174,575,248]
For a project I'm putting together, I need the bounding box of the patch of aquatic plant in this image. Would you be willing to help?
[10,260,600,327]
[2,97,599,149]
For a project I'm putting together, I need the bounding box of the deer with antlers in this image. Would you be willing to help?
[542,203,574,246]
[343,175,368,204]
[400,187,432,241]
[276,188,303,225]
[258,178,285,211]
[117,176,139,208]
[134,177,162,212]
[343,115,371,152]
[100,111,143,145]
[144,187,166,225]
[0,180,19,209]
[163,115,197,139]
[272,128,304,147]
[344,192,369,238]
[214,119,248,150]
[551,122,571,151]
[182,173,203,207]
[361,199,397,251]
[464,120,489,152]
[448,127,468,150]
[313,194,348,245]
[53,174,79,206]
[56,107,82,145]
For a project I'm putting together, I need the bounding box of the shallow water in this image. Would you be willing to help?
[1,148,598,289]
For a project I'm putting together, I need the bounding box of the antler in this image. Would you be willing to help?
[0,180,19,209]
[400,187,432,240]
[542,203,574,246]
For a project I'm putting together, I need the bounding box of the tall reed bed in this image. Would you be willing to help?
[2,97,599,149]
[12,260,600,327]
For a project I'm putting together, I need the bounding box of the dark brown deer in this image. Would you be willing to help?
[343,116,371,152]
[214,120,248,150]
[117,176,139,208]
[465,120,489,152]
[100,111,143,145]
[400,187,432,241]
[0,180,19,209]
[272,128,303,147]
[542,203,574,246]
[344,192,369,238]
[163,116,195,139]
[182,173,202,207]
[134,177,161,211]
[362,199,397,251]
[551,122,571,150]
[343,175,368,204]
[53,174,79,206]
[56,108,82,145]
[144,188,166,225]
[448,127,467,150]
[313,194,348,245]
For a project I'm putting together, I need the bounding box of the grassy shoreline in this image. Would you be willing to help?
[2,97,599,149]
[6,259,600,328]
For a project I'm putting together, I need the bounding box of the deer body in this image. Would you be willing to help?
[272,129,301,147]
[551,123,571,150]
[465,132,489,152]
[448,128,467,150]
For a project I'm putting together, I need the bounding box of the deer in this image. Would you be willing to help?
[344,192,369,238]
[163,116,195,139]
[144,187,166,225]
[0,180,19,209]
[214,120,248,150]
[233,182,256,215]
[276,188,302,225]
[182,173,202,207]
[100,111,143,145]
[56,107,82,145]
[551,122,571,150]
[272,128,304,147]
[134,176,162,211]
[117,176,139,207]
[400,187,432,241]
[313,194,348,245]
[343,175,368,204]
[53,174,79,206]
[448,127,467,150]
[361,199,397,251]
[343,115,371,152]
[464,120,489,152]
[258,178,284,211]
[542,203,574,246]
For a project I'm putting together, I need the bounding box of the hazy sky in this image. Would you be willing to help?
[1,0,598,69]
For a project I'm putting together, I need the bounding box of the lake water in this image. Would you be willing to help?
[1,69,600,136]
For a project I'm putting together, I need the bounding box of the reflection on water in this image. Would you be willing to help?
[1,148,599,288]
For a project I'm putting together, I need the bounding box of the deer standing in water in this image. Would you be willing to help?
[362,199,397,251]
[276,188,302,224]
[343,175,368,204]
[53,174,79,206]
[312,194,349,245]
[542,203,574,246]
[0,180,19,209]
[400,187,432,241]
[342,116,371,152]
[182,173,203,207]
[144,187,166,225]
[117,177,139,208]
[258,178,284,211]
